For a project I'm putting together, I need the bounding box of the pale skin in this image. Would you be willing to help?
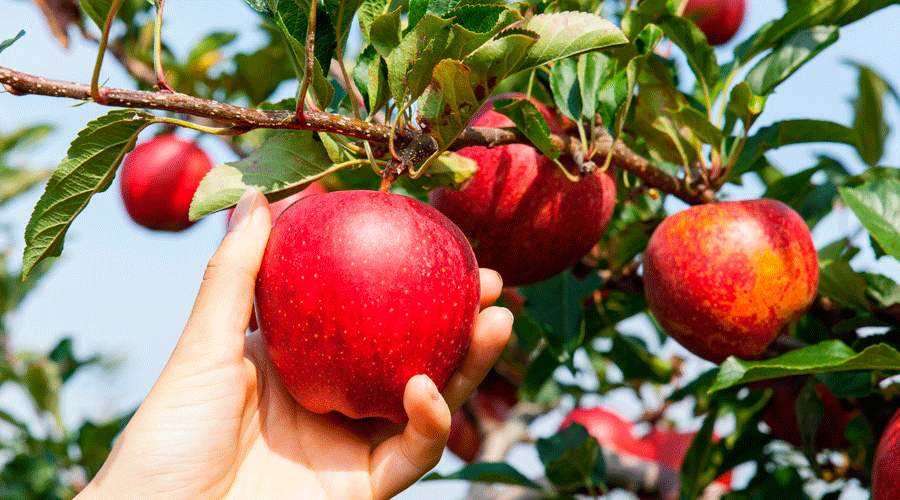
[76,189,513,500]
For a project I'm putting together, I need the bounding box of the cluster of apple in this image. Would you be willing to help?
[110,3,900,496]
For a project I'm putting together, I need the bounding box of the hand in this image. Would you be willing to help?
[77,189,513,500]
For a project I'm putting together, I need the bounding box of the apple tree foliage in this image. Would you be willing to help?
[1,0,900,498]
[0,127,133,499]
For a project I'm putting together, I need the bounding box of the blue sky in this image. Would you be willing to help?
[1,1,898,498]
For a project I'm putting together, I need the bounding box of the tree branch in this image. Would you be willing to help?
[0,65,714,205]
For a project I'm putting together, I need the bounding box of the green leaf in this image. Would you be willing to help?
[0,167,51,205]
[846,61,895,165]
[418,32,537,150]
[493,97,561,159]
[422,462,543,489]
[323,0,366,50]
[709,340,900,393]
[0,30,25,54]
[576,52,605,120]
[680,405,719,499]
[512,11,628,75]
[744,25,839,96]
[80,0,115,30]
[395,151,477,194]
[353,45,390,115]
[521,347,559,399]
[22,110,152,279]
[357,0,392,44]
[609,332,673,384]
[369,7,402,57]
[818,259,872,311]
[190,130,345,220]
[732,119,863,178]
[863,272,900,308]
[839,180,900,262]
[0,123,54,157]
[657,13,717,98]
[550,57,581,124]
[673,105,723,147]
[270,0,335,109]
[387,14,453,105]
[520,272,601,365]
[186,32,238,69]
[21,356,62,414]
[536,423,605,492]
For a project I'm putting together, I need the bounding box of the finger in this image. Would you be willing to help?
[369,374,451,500]
[479,268,503,310]
[171,189,272,368]
[442,305,513,413]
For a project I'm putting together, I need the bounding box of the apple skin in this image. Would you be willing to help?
[430,93,617,287]
[119,134,214,232]
[254,190,480,423]
[873,407,900,500]
[684,0,747,46]
[761,381,857,451]
[642,199,818,363]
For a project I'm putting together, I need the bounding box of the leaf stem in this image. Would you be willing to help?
[153,0,175,92]
[295,0,318,120]
[90,0,125,104]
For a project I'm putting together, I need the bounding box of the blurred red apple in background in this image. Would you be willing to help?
[430,93,617,287]
[643,199,818,363]
[761,380,858,451]
[873,406,900,499]
[255,190,480,423]
[447,369,519,462]
[684,0,747,46]
[119,134,213,232]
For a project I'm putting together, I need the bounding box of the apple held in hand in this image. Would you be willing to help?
[684,0,747,46]
[119,134,214,232]
[873,406,900,500]
[430,93,617,287]
[254,190,480,423]
[643,199,818,363]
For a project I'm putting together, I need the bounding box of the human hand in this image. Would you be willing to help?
[77,189,513,500]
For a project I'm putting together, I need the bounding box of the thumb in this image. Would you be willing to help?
[170,188,272,369]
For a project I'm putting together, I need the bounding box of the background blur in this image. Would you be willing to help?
[0,0,898,498]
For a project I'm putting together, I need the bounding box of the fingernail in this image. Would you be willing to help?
[423,376,440,401]
[500,307,514,323]
[227,188,258,232]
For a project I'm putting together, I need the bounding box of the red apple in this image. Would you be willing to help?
[560,407,652,459]
[430,93,617,287]
[448,408,482,463]
[873,406,900,499]
[761,380,857,451]
[640,429,732,487]
[447,369,519,462]
[254,190,480,423]
[684,0,746,46]
[642,199,818,363]
[119,134,214,232]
